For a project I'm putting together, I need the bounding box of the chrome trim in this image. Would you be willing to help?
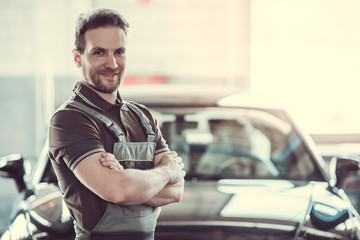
[156,221,296,232]
[299,226,343,239]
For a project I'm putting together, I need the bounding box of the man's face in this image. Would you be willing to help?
[74,27,127,94]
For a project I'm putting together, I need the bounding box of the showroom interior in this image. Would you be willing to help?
[1,0,360,235]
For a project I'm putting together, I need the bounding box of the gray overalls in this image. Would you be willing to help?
[67,100,161,240]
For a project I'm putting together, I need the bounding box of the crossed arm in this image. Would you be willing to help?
[73,151,186,207]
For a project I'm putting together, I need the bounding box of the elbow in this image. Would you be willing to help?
[175,180,185,202]
[170,184,184,203]
[173,190,184,203]
[170,179,185,203]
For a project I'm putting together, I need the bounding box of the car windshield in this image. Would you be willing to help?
[150,106,324,182]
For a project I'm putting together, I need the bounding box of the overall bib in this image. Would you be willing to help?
[67,100,160,240]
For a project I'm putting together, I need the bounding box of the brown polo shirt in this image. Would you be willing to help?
[48,81,169,230]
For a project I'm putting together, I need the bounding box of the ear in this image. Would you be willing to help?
[72,49,82,68]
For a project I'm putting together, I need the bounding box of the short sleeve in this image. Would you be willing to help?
[49,109,105,170]
[153,118,170,154]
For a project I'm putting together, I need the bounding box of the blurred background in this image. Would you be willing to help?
[1,0,360,233]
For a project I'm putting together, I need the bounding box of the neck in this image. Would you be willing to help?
[84,82,117,104]
[96,90,117,104]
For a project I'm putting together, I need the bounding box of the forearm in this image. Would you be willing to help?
[103,166,173,205]
[74,152,174,206]
[94,151,185,206]
[145,179,184,207]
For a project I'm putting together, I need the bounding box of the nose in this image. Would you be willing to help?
[104,54,118,69]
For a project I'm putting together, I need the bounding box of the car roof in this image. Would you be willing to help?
[120,84,283,110]
[218,92,284,110]
[120,84,236,107]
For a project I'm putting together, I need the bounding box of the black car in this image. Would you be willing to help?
[1,84,360,240]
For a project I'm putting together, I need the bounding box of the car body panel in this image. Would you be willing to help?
[160,180,312,222]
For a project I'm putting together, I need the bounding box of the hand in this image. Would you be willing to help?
[99,152,124,171]
[157,151,186,184]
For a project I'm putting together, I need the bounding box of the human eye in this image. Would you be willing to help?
[92,49,105,56]
[115,48,126,56]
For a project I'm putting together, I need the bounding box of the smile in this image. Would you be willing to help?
[100,72,119,77]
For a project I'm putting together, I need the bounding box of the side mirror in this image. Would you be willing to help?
[329,156,360,189]
[0,154,31,192]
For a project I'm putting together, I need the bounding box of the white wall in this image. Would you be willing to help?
[250,0,360,132]
[0,0,251,83]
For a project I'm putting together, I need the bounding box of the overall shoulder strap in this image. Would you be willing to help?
[123,101,156,142]
[66,100,125,141]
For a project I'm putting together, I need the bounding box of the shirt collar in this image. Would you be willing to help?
[73,81,124,111]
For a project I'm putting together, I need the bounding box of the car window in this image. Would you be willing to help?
[152,107,323,181]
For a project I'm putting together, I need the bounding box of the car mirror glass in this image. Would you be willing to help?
[0,154,31,191]
[329,156,360,189]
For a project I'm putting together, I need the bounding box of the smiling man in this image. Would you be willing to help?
[48,9,185,240]
[75,26,126,95]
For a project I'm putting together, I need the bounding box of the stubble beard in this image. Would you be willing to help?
[83,67,123,94]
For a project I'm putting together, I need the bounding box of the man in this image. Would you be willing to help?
[49,8,185,240]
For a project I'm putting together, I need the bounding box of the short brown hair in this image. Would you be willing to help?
[75,8,129,53]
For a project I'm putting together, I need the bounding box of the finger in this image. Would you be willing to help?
[109,164,123,171]
[99,155,122,170]
[101,161,110,166]
[109,165,118,171]
[178,162,185,169]
[101,152,111,160]
[100,153,116,163]
[168,151,177,157]
[110,165,120,170]
[101,152,117,160]
[99,157,113,164]
[99,155,109,163]
[175,156,183,163]
[99,158,110,166]
[109,160,122,168]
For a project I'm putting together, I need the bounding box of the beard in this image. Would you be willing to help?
[83,66,123,94]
